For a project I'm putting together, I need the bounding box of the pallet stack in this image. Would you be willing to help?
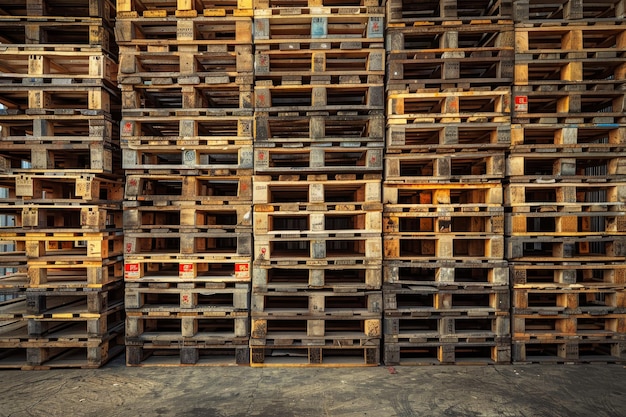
[383,0,513,365]
[115,0,254,366]
[0,0,125,369]
[250,0,385,366]
[509,0,626,363]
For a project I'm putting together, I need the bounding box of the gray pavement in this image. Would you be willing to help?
[0,356,625,417]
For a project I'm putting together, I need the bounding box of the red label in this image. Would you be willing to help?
[235,263,250,279]
[514,96,528,112]
[124,263,140,279]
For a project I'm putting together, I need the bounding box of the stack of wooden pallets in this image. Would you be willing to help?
[509,0,626,364]
[0,0,125,369]
[250,0,384,366]
[115,0,254,366]
[382,0,513,365]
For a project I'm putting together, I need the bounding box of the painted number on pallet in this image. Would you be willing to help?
[514,96,528,112]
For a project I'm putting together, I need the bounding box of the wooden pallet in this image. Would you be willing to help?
[513,314,626,341]
[27,257,123,289]
[506,235,626,262]
[255,110,384,145]
[255,147,383,174]
[384,209,504,236]
[253,264,382,290]
[387,88,511,121]
[0,332,124,369]
[387,122,511,151]
[126,311,249,339]
[510,262,626,286]
[125,342,250,366]
[0,17,116,54]
[120,114,253,144]
[254,235,382,264]
[385,314,510,341]
[513,287,626,316]
[253,7,384,41]
[0,172,123,203]
[254,0,382,7]
[384,234,505,261]
[124,173,252,204]
[512,339,626,364]
[125,281,250,311]
[383,285,510,314]
[23,282,124,315]
[123,256,251,283]
[384,151,505,182]
[0,0,116,20]
[114,15,253,43]
[123,202,252,231]
[383,182,503,206]
[255,83,384,111]
[387,0,512,25]
[383,260,509,287]
[0,204,122,230]
[117,0,253,16]
[5,230,124,260]
[250,341,380,366]
[120,83,253,112]
[254,208,382,235]
[514,0,624,23]
[505,183,626,213]
[122,144,253,172]
[251,289,382,315]
[510,124,626,150]
[383,340,511,365]
[118,43,252,84]
[251,317,381,341]
[506,211,626,236]
[253,173,382,205]
[124,230,252,257]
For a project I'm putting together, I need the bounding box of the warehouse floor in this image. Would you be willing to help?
[1,356,625,417]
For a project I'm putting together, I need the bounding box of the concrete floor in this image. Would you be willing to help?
[0,356,625,417]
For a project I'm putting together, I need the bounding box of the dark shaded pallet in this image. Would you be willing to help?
[383,340,511,365]
[384,208,504,237]
[506,235,626,262]
[251,317,382,340]
[506,211,626,237]
[512,287,626,316]
[255,146,383,175]
[384,314,510,340]
[383,182,504,207]
[0,0,116,20]
[251,289,382,316]
[254,0,382,7]
[0,332,124,370]
[250,340,380,367]
[255,109,384,145]
[383,285,510,315]
[512,339,626,364]
[510,262,626,286]
[387,0,512,25]
[514,0,625,23]
[383,259,509,287]
[125,280,249,311]
[383,233,505,262]
[125,343,250,366]
[253,264,382,291]
[254,207,382,235]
